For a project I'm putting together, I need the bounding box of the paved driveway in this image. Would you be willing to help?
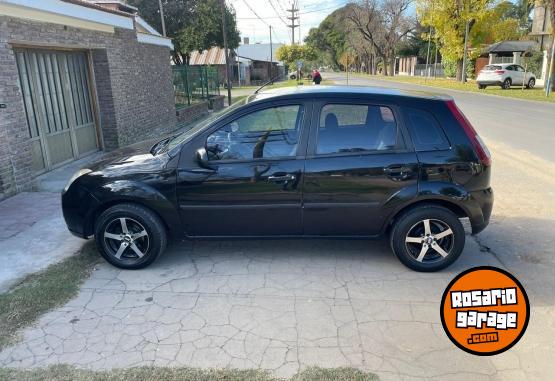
[1,236,554,380]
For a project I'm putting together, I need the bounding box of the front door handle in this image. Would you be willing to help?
[384,165,413,181]
[268,173,296,183]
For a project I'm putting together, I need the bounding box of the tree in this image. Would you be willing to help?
[348,0,414,76]
[339,51,356,71]
[545,0,555,92]
[397,22,441,61]
[304,6,352,69]
[417,0,497,81]
[275,45,318,72]
[128,0,240,64]
[471,1,528,44]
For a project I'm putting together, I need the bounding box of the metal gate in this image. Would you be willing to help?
[15,49,98,173]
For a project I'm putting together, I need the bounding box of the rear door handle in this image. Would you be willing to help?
[268,173,296,183]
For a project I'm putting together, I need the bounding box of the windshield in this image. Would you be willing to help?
[483,65,502,71]
[163,97,250,154]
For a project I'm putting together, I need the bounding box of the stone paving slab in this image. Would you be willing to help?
[2,237,554,380]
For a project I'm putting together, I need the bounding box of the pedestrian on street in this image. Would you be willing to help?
[312,69,322,85]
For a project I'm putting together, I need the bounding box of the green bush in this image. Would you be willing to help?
[466,60,475,80]
[522,51,544,78]
[443,59,457,78]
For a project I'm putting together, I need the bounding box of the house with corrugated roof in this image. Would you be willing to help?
[236,41,285,83]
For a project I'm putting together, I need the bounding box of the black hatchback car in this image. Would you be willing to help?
[62,86,493,272]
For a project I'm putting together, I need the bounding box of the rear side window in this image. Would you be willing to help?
[484,65,501,70]
[405,108,450,151]
[317,104,398,154]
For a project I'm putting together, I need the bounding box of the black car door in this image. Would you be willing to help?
[176,99,311,237]
[302,99,419,236]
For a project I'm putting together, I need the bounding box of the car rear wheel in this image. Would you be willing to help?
[501,78,511,89]
[390,205,465,272]
[94,203,167,269]
[478,84,486,89]
[526,78,535,89]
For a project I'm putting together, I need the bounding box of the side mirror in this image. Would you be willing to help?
[195,147,211,168]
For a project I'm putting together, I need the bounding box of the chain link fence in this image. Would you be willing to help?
[173,65,220,108]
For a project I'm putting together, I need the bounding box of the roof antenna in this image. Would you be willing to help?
[254,74,281,94]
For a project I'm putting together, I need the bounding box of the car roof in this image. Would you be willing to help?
[249,85,453,103]
[488,63,518,67]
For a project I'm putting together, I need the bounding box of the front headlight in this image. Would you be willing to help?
[63,169,92,192]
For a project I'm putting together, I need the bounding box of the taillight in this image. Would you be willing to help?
[445,100,491,166]
[494,70,505,74]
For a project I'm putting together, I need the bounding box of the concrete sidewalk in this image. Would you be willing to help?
[0,192,87,292]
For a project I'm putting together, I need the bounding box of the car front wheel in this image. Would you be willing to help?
[526,78,535,89]
[94,203,167,269]
[390,205,465,272]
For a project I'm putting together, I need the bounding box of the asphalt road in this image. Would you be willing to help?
[326,72,555,162]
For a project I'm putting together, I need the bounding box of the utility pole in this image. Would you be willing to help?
[461,20,470,83]
[158,0,166,36]
[269,26,273,82]
[219,0,232,106]
[286,2,299,45]
[547,35,555,96]
[425,26,432,78]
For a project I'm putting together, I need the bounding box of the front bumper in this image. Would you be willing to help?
[62,184,100,239]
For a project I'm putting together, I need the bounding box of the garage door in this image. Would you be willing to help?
[15,49,99,173]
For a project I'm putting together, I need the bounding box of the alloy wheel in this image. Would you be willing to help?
[103,217,150,260]
[405,219,455,263]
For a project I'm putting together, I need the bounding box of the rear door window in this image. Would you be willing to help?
[317,104,399,154]
[405,108,450,151]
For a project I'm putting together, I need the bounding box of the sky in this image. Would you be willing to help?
[229,0,350,45]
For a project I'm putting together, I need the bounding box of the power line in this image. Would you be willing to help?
[241,0,269,26]
[268,0,289,26]
[236,3,347,20]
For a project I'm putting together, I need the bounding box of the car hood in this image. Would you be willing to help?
[88,138,169,176]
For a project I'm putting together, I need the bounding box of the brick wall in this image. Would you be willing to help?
[0,16,176,200]
[210,95,225,111]
[175,102,209,125]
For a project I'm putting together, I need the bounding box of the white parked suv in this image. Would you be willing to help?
[476,63,536,90]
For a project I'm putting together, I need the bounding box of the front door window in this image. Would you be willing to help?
[206,105,303,161]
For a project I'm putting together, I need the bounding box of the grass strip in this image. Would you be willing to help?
[350,73,555,103]
[0,242,99,350]
[0,365,378,381]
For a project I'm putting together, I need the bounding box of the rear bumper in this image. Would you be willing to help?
[467,188,494,234]
[477,80,502,86]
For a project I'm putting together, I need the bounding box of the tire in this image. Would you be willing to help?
[390,205,465,272]
[478,84,486,89]
[501,78,511,89]
[526,78,535,89]
[94,203,167,269]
